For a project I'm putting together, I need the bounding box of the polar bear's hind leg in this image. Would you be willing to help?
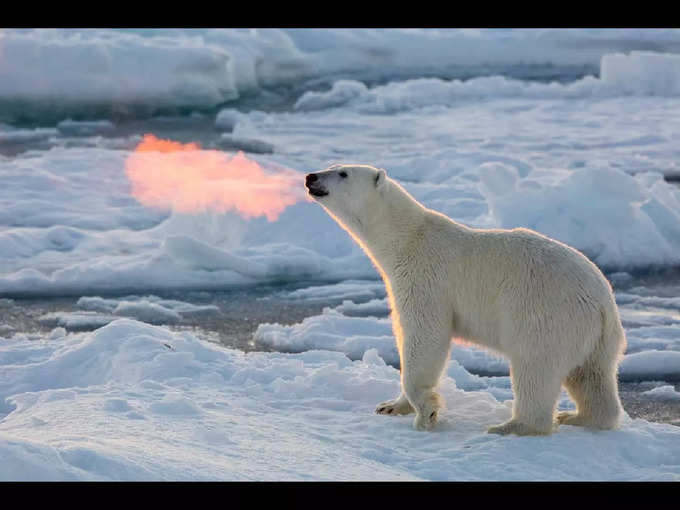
[558,314,624,430]
[558,358,623,429]
[488,359,562,436]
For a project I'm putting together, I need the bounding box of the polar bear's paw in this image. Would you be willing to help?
[375,396,414,416]
[487,419,553,436]
[556,411,582,426]
[413,409,439,431]
[556,410,617,429]
[412,393,443,431]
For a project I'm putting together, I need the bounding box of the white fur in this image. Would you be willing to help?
[307,164,626,435]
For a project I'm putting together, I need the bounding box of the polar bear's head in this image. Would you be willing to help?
[305,164,387,230]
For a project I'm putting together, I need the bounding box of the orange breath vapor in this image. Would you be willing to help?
[125,134,306,221]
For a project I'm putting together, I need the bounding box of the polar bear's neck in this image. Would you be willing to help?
[348,179,428,275]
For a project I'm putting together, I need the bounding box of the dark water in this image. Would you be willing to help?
[2,275,680,427]
[0,283,328,353]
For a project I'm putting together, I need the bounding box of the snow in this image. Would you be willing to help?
[1,319,679,481]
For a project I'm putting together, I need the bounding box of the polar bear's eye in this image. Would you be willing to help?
[339,171,348,178]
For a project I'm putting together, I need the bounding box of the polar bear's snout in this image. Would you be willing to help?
[305,172,329,197]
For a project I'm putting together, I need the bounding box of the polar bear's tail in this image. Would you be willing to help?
[601,301,627,365]
[596,297,627,382]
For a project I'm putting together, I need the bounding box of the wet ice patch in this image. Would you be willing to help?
[37,295,222,330]
[282,280,386,303]
[56,119,115,137]
[39,312,119,330]
[77,295,218,315]
[334,298,390,317]
[617,293,680,311]
[0,127,57,146]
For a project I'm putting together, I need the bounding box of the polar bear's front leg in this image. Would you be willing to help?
[399,326,452,431]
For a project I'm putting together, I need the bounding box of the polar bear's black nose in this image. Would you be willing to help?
[306,173,318,186]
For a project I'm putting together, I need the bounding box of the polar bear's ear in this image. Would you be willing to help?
[375,169,387,190]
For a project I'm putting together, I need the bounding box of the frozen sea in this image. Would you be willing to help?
[2,28,680,480]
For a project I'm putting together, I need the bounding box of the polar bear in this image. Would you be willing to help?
[305,164,626,435]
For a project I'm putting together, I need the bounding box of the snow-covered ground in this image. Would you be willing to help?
[2,28,680,480]
[1,319,679,481]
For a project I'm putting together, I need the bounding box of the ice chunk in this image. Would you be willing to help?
[215,135,274,154]
[479,166,680,270]
[641,384,680,401]
[112,301,182,325]
[282,280,386,302]
[620,350,680,382]
[601,51,680,96]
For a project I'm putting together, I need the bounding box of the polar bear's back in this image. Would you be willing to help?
[425,214,618,354]
[474,227,614,314]
[493,227,612,299]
